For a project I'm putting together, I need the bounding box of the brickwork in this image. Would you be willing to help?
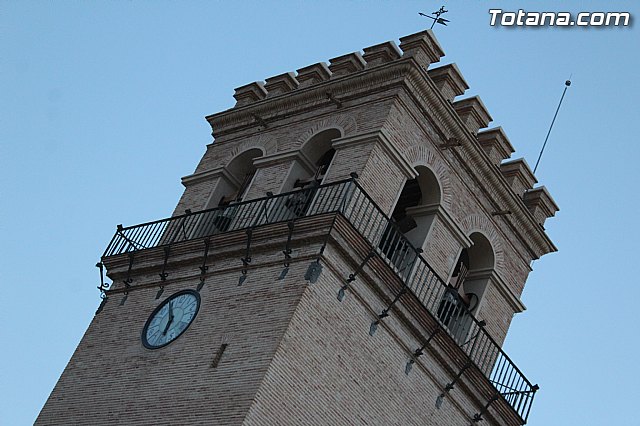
[37,224,329,425]
[39,29,557,425]
[243,240,515,425]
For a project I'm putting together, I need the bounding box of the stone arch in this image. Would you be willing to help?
[459,214,505,275]
[223,134,276,164]
[467,232,496,271]
[300,128,341,166]
[202,147,264,211]
[294,115,357,148]
[279,128,342,196]
[225,148,263,183]
[404,145,452,210]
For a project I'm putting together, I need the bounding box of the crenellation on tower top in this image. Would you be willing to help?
[233,81,268,107]
[328,51,366,77]
[362,40,402,67]
[452,95,493,134]
[500,158,538,197]
[398,29,444,69]
[295,62,332,88]
[523,185,559,226]
[477,127,515,166]
[427,63,469,102]
[229,30,446,110]
[264,72,299,97]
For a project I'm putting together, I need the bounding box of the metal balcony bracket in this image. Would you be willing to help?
[305,210,340,286]
[95,262,109,313]
[123,252,134,288]
[471,392,501,423]
[117,253,134,306]
[155,287,165,300]
[338,251,375,302]
[154,246,171,299]
[436,362,472,409]
[95,293,108,315]
[159,246,171,282]
[96,261,110,295]
[369,286,408,336]
[197,239,211,292]
[304,260,323,284]
[405,328,440,375]
[279,221,295,280]
[239,229,253,286]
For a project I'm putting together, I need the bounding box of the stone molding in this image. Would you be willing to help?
[467,268,526,313]
[500,158,537,195]
[221,134,277,159]
[452,96,493,134]
[264,72,299,97]
[252,149,315,173]
[405,203,472,248]
[398,30,445,68]
[362,41,402,68]
[294,116,358,146]
[523,186,559,225]
[233,82,268,107]
[332,129,418,180]
[206,59,412,137]
[181,166,240,188]
[296,62,331,88]
[477,127,515,166]
[328,52,366,77]
[427,63,468,102]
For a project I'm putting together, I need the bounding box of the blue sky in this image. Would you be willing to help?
[1,1,638,424]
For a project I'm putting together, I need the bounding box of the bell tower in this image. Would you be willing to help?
[38,30,557,425]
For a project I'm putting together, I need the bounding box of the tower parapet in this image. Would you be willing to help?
[427,63,469,101]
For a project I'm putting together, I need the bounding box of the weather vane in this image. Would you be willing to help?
[419,6,450,29]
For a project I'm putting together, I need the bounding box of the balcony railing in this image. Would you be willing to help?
[103,178,537,423]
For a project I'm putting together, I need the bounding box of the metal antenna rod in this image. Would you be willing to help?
[533,79,572,173]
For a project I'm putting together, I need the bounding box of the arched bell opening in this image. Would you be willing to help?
[214,148,263,206]
[277,129,342,219]
[437,232,495,343]
[379,166,442,275]
[459,232,495,313]
[194,148,263,236]
[288,128,341,189]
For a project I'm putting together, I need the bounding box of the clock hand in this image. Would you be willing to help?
[162,302,174,335]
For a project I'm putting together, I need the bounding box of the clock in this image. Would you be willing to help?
[142,289,201,349]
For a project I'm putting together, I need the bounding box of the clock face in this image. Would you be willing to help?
[142,290,201,349]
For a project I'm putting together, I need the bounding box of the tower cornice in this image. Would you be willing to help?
[401,63,557,258]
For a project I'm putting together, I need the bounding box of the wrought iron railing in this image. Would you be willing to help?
[102,178,537,423]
